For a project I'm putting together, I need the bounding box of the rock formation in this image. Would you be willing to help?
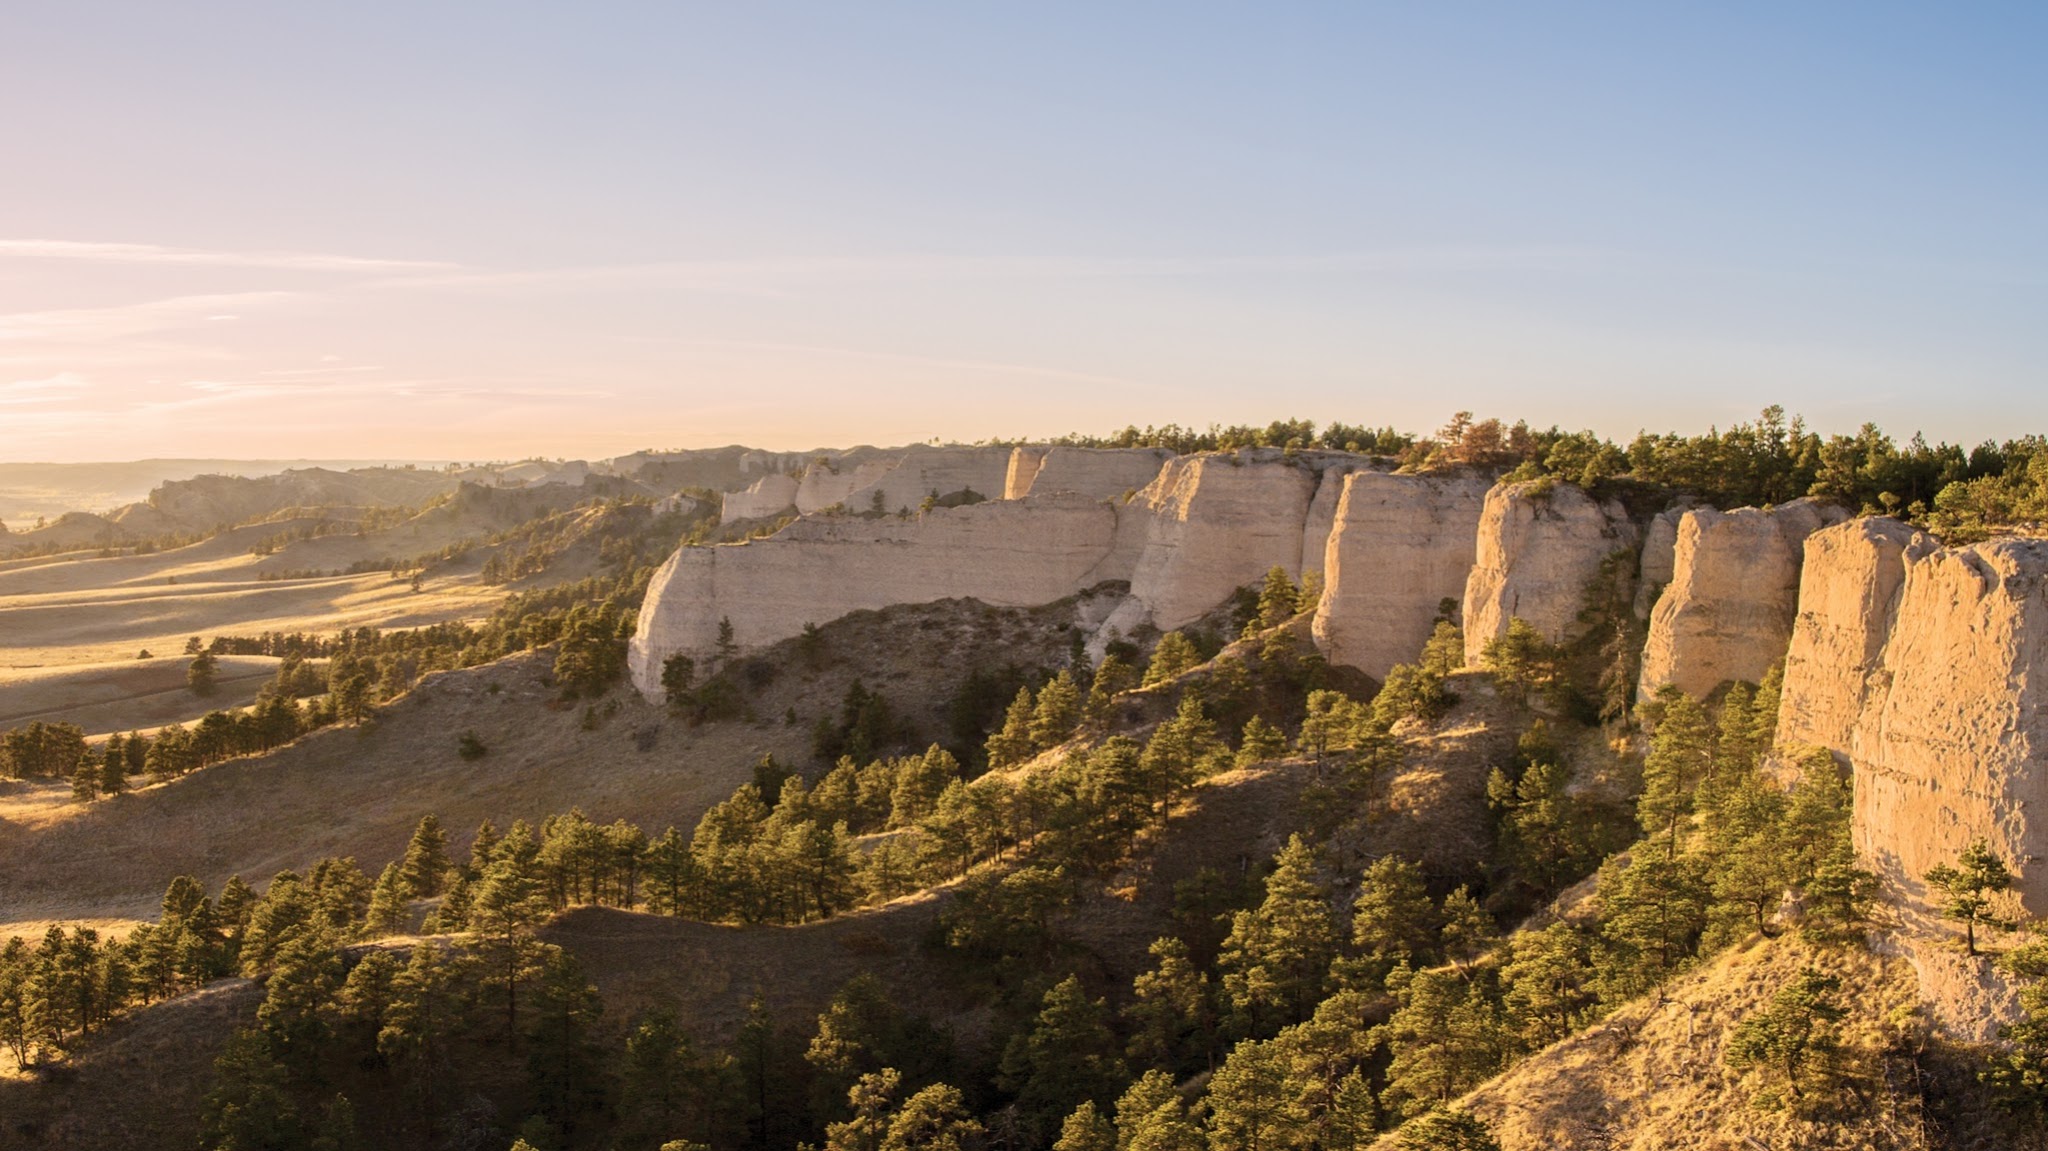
[633,447,1462,690]
[1777,519,2048,1038]
[1636,498,1846,699]
[1631,502,1693,619]
[1774,517,1931,757]
[1014,447,1177,502]
[721,474,799,522]
[1121,452,1322,632]
[1312,472,1492,680]
[627,493,1125,696]
[1004,447,1050,499]
[794,456,904,515]
[1461,480,1639,663]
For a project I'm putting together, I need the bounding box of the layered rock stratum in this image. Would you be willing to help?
[1636,498,1846,699]
[1461,480,1639,663]
[1777,518,2048,1037]
[1310,471,1493,680]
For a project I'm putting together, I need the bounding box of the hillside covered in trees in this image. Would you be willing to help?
[5,410,2048,1151]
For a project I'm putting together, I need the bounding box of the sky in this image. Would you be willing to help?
[1,2,2043,462]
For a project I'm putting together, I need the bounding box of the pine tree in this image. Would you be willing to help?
[1392,1107,1502,1151]
[378,942,463,1120]
[1346,855,1439,985]
[1051,1101,1115,1151]
[1637,690,1712,853]
[1141,632,1200,687]
[69,754,100,802]
[1114,1070,1202,1151]
[188,649,219,696]
[1122,937,1212,1073]
[1138,697,1222,826]
[998,976,1129,1132]
[398,814,453,898]
[1030,671,1083,751]
[880,1083,982,1151]
[1498,922,1595,1052]
[1254,565,1301,630]
[1203,1038,1298,1151]
[366,862,410,936]
[96,744,127,797]
[1724,966,1846,1109]
[468,823,553,1036]
[1084,655,1138,725]
[985,686,1038,768]
[1376,967,1504,1119]
[1926,839,2016,955]
[1438,887,1498,969]
[525,948,607,1133]
[199,1029,301,1150]
[1235,716,1287,768]
[826,1068,901,1151]
[1219,836,1337,1033]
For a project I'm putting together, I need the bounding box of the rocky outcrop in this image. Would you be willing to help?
[1313,472,1492,680]
[1630,500,1700,620]
[1462,481,1639,663]
[1004,447,1050,499]
[627,493,1123,695]
[848,446,1015,516]
[1122,452,1321,631]
[795,457,901,515]
[1777,521,2048,1039]
[1302,463,1368,578]
[1017,447,1176,502]
[1636,499,1846,699]
[720,474,799,522]
[1774,518,1931,756]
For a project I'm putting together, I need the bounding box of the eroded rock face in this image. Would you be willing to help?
[1004,447,1050,499]
[720,473,799,522]
[841,446,1015,516]
[1313,472,1492,680]
[1461,480,1639,664]
[627,493,1121,695]
[1636,498,1846,699]
[1018,447,1177,502]
[1632,503,1692,619]
[1774,517,1931,756]
[1779,524,2048,1039]
[795,458,899,515]
[1123,452,1321,631]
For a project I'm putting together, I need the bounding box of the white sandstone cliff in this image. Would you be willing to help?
[628,493,1122,696]
[1120,452,1321,632]
[1778,520,2048,1038]
[721,473,800,522]
[1313,471,1492,680]
[1461,480,1639,664]
[1014,447,1177,502]
[1636,498,1846,699]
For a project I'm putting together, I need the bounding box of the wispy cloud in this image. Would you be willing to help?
[367,245,1621,296]
[0,239,456,273]
[0,371,91,405]
[0,292,297,343]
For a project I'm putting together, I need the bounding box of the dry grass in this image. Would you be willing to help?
[0,592,1090,938]
[0,650,789,934]
[0,655,284,737]
[0,977,261,1151]
[1371,933,1933,1151]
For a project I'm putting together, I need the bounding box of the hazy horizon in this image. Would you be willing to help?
[4,4,2043,461]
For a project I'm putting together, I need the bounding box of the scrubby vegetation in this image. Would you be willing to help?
[16,413,2048,1150]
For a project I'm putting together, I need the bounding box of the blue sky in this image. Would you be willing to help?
[1,2,2042,460]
